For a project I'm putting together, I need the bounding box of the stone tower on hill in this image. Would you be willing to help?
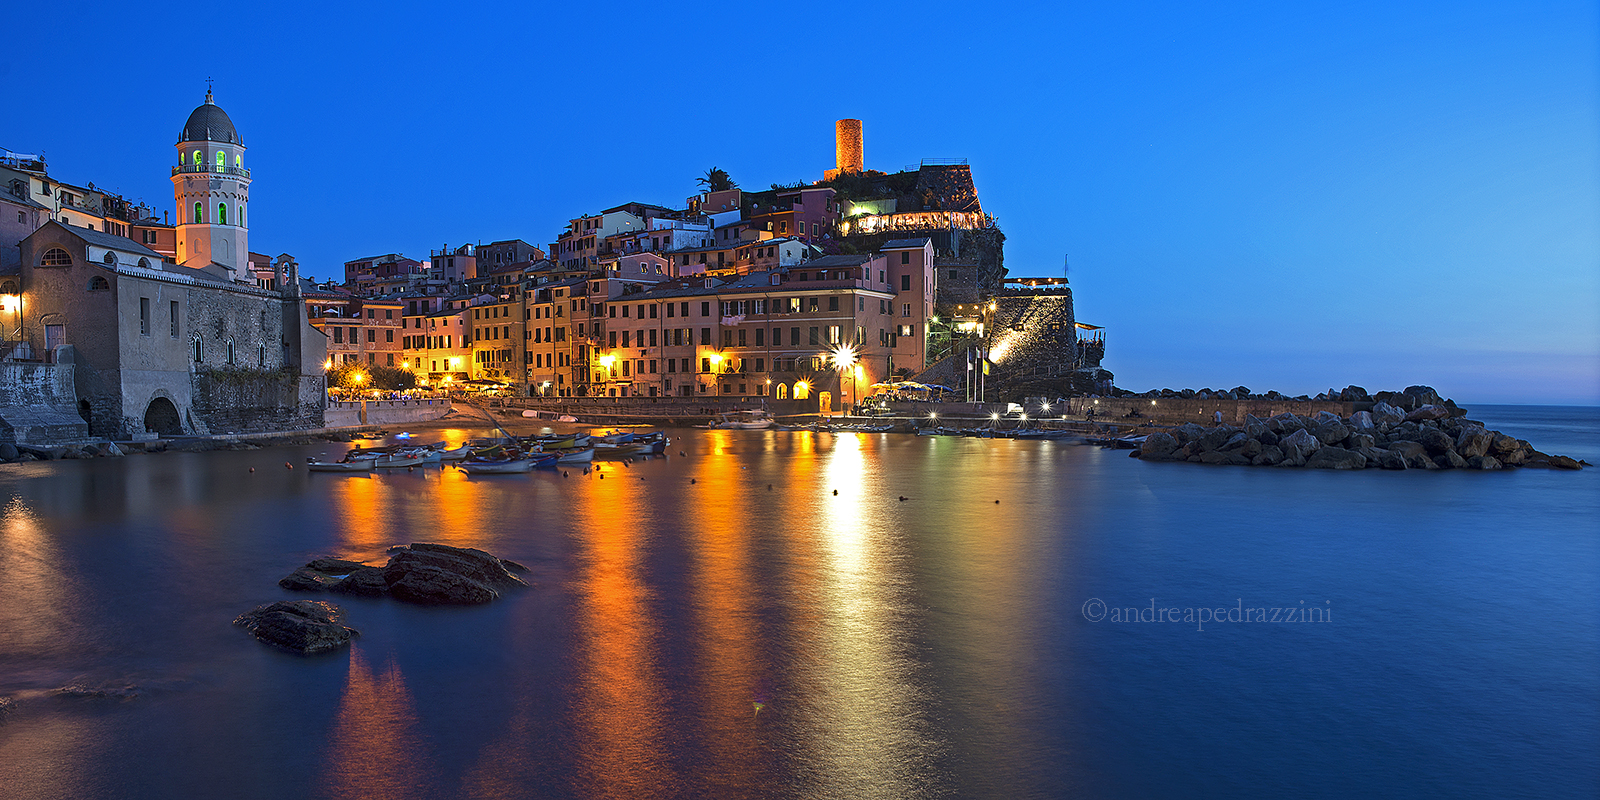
[173,89,250,281]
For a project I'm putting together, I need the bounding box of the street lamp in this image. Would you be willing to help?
[829,343,858,416]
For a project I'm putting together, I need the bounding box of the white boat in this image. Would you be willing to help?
[554,447,595,464]
[557,414,578,423]
[373,454,425,468]
[436,444,471,461]
[460,459,535,474]
[712,410,774,430]
[306,459,373,473]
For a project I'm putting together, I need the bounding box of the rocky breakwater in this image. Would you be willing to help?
[1134,399,1585,471]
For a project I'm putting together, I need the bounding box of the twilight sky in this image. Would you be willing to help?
[10,2,1597,403]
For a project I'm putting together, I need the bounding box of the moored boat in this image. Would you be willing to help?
[306,458,373,473]
[711,410,774,429]
[459,458,535,474]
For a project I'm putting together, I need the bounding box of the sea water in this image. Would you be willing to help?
[0,405,1594,799]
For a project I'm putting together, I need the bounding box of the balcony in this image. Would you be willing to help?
[171,164,250,178]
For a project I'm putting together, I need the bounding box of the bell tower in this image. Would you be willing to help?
[173,87,250,280]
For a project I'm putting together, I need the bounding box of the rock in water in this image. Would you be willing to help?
[328,566,389,597]
[1456,427,1493,459]
[1139,432,1179,460]
[380,543,527,605]
[234,600,358,654]
[386,564,499,605]
[1406,404,1451,422]
[1279,429,1323,466]
[1306,446,1368,470]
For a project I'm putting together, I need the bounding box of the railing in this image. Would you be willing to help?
[171,164,250,178]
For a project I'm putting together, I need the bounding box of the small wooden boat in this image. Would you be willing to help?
[594,442,641,459]
[712,410,774,430]
[372,453,426,467]
[436,444,471,461]
[554,446,595,464]
[306,458,373,473]
[460,458,535,474]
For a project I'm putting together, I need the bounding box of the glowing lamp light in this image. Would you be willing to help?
[991,413,1000,420]
[598,354,616,368]
[796,380,810,393]
[0,294,19,313]
[323,358,333,370]
[929,412,937,419]
[352,373,366,385]
[1020,413,1028,421]
[1041,402,1051,412]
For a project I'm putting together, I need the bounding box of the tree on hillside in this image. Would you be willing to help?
[698,167,737,192]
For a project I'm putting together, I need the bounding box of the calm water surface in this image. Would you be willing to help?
[0,406,1595,799]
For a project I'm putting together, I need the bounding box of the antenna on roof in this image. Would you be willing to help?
[205,77,215,104]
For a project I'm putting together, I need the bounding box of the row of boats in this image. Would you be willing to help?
[306,430,670,474]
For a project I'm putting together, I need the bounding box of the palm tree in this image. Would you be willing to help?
[697,167,737,192]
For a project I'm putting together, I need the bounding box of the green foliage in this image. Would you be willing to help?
[698,167,737,192]
[326,364,416,390]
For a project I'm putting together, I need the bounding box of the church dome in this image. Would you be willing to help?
[178,92,241,145]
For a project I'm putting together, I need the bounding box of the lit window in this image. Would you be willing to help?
[194,202,203,223]
[41,248,71,266]
[193,150,202,166]
[218,203,227,225]
[215,151,225,168]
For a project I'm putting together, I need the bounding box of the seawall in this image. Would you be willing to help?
[1063,397,1364,426]
[0,362,90,444]
[324,399,456,427]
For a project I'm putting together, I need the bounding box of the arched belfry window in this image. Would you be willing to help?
[137,257,151,268]
[41,247,71,266]
[194,202,203,223]
[218,203,228,225]
[179,151,186,165]
[215,151,225,168]
[193,150,202,167]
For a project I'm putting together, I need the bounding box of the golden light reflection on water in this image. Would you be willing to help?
[569,466,675,798]
[681,432,767,788]
[322,648,430,799]
[0,497,78,656]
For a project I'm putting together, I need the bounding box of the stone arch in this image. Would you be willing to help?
[2,279,19,294]
[143,396,183,436]
[775,383,787,400]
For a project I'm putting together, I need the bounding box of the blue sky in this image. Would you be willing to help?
[10,2,1597,403]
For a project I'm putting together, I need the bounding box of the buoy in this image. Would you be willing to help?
[768,484,773,490]
[995,499,1000,504]
[249,467,255,473]
[600,473,605,479]
[833,489,838,496]
[563,471,569,478]
[691,478,697,484]
[899,496,907,501]
[679,451,686,457]
[285,462,293,469]
[407,466,414,472]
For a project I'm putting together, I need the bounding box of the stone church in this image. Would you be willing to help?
[8,92,325,439]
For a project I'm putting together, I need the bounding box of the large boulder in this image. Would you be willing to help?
[1387,440,1437,469]
[1309,418,1351,445]
[1467,455,1503,470]
[1266,413,1306,435]
[234,600,358,654]
[1402,385,1445,409]
[1279,429,1322,466]
[1417,429,1456,455]
[1252,446,1284,466]
[1243,414,1270,440]
[1199,451,1251,466]
[0,444,17,461]
[1375,448,1408,470]
[1349,411,1375,434]
[1139,432,1179,460]
[386,565,499,605]
[328,566,390,597]
[278,558,371,592]
[1435,451,1469,469]
[1171,423,1209,445]
[1307,446,1367,470]
[1406,404,1451,422]
[1370,402,1406,427]
[1455,427,1493,459]
[1199,425,1242,452]
[1221,433,1262,458]
[379,543,528,605]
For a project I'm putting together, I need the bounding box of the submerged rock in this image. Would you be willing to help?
[234,600,358,654]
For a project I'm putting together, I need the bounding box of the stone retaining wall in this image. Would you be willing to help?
[1064,397,1364,426]
[0,361,89,444]
[324,399,454,427]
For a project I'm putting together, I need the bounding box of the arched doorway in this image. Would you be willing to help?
[143,397,183,436]
[818,391,832,415]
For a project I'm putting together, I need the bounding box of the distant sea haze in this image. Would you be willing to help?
[0,404,1594,798]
